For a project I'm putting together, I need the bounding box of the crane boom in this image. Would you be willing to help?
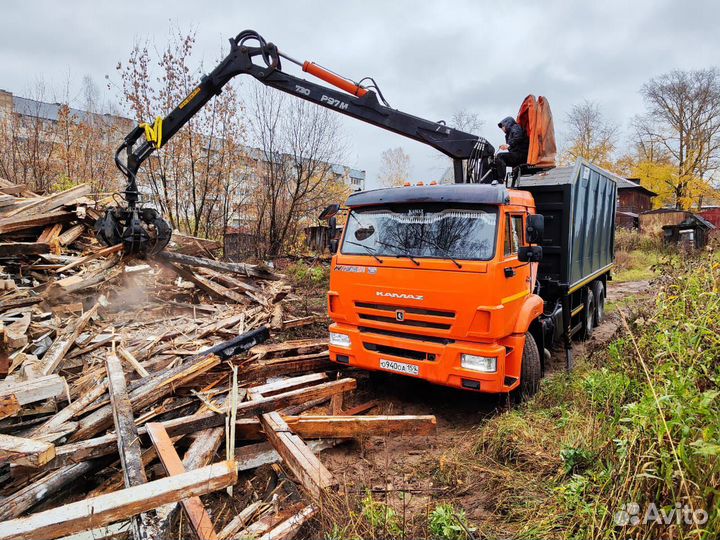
[99,29,496,256]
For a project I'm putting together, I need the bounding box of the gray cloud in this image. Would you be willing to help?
[1,0,718,188]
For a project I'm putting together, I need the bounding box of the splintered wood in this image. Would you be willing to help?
[0,177,437,540]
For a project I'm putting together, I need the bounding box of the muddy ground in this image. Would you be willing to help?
[309,278,651,529]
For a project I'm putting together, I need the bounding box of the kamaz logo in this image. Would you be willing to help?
[376,291,424,301]
[320,95,349,110]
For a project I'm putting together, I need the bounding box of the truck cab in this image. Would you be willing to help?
[327,182,544,394]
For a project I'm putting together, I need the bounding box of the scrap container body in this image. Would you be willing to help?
[517,158,617,295]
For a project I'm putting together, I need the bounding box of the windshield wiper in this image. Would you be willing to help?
[419,237,463,269]
[344,240,384,264]
[376,240,420,266]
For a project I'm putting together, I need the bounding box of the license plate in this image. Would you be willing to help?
[379,359,419,376]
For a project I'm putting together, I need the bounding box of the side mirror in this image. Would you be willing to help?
[526,214,544,245]
[327,216,338,253]
[518,245,543,263]
[319,204,340,221]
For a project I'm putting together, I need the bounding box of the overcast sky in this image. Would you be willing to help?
[2,0,718,188]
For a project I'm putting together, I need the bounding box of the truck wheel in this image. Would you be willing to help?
[579,288,595,340]
[592,281,605,326]
[512,333,541,402]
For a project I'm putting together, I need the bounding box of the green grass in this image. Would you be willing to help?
[612,249,660,282]
[450,252,720,539]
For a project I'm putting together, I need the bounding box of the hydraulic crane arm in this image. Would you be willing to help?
[103,29,496,256]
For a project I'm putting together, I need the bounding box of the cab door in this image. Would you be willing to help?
[498,212,532,333]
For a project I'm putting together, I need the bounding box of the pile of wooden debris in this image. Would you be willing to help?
[0,180,435,540]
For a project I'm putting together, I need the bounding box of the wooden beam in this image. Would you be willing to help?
[71,353,220,442]
[117,346,149,378]
[0,434,55,467]
[0,211,74,234]
[57,224,85,246]
[158,251,280,280]
[234,415,437,440]
[55,243,123,274]
[0,183,27,195]
[106,352,155,540]
[0,374,66,406]
[146,423,219,540]
[161,261,247,304]
[0,242,50,257]
[0,461,237,540]
[0,394,20,420]
[258,504,317,540]
[217,501,265,540]
[41,302,99,375]
[49,379,357,468]
[2,183,90,218]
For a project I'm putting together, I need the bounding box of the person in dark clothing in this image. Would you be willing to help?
[495,116,529,181]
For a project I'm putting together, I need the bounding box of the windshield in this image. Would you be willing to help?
[341,204,498,261]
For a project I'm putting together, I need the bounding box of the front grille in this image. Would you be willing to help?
[355,302,455,318]
[359,326,454,345]
[358,313,451,330]
[363,342,436,362]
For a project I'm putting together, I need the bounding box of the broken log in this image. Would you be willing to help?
[0,461,237,540]
[158,251,281,280]
[0,434,55,467]
[0,210,74,234]
[41,301,99,375]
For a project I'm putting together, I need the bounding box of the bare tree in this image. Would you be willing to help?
[636,68,720,208]
[450,109,484,134]
[117,26,246,238]
[247,84,347,257]
[378,147,411,187]
[563,100,618,167]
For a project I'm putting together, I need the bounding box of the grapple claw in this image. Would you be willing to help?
[95,207,172,257]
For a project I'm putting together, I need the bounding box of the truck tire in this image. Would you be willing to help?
[512,332,541,402]
[579,288,595,340]
[592,280,605,326]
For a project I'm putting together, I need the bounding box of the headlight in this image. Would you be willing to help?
[329,332,351,348]
[461,354,497,373]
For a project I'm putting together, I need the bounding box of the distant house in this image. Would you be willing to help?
[616,177,656,229]
[639,208,691,233]
[662,214,715,249]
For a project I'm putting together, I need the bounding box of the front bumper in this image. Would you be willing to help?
[328,323,519,393]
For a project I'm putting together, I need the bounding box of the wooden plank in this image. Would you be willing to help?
[57,224,85,246]
[70,354,221,442]
[49,379,357,468]
[250,373,328,396]
[55,243,123,274]
[106,352,155,540]
[41,302,99,375]
[0,183,27,195]
[161,261,246,304]
[0,394,20,419]
[106,353,147,488]
[0,461,237,540]
[0,374,66,405]
[234,415,437,440]
[217,501,265,540]
[0,211,74,234]
[146,423,218,540]
[234,440,337,472]
[0,434,55,467]
[2,183,90,218]
[253,396,335,498]
[258,504,317,540]
[158,251,280,280]
[117,346,150,377]
[0,242,51,257]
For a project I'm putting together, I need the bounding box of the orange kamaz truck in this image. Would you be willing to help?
[326,159,618,397]
[96,29,617,397]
